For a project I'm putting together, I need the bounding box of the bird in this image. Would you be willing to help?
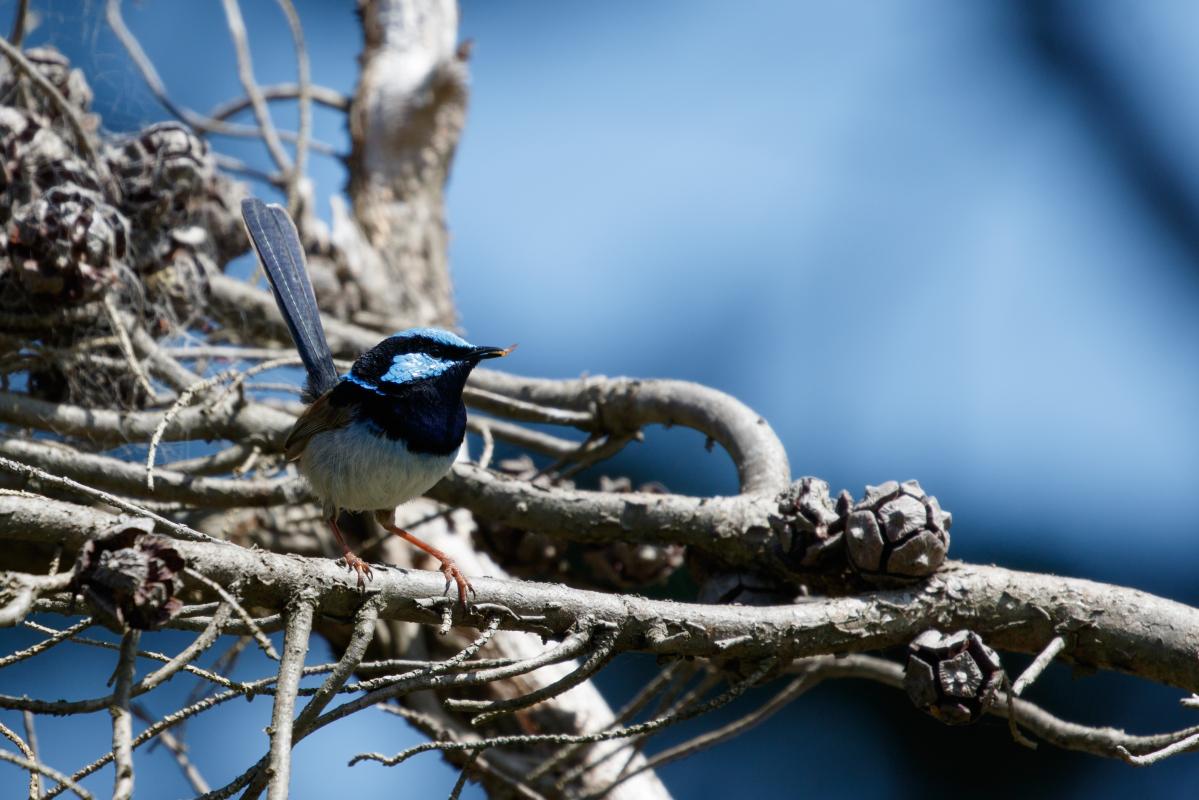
[240,197,513,604]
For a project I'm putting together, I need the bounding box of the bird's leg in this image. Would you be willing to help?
[328,514,373,590]
[374,509,474,606]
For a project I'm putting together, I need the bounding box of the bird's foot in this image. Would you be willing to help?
[440,559,475,607]
[342,552,375,591]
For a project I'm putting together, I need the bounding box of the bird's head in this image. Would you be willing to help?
[345,327,515,395]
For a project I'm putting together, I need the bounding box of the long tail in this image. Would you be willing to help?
[240,198,339,400]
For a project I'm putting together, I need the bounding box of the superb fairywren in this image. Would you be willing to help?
[241,198,513,602]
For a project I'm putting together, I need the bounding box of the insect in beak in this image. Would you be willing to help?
[471,344,518,360]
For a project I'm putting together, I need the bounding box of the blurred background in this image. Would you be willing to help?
[2,0,1198,796]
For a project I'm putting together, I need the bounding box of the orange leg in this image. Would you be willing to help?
[329,515,374,591]
[374,510,474,605]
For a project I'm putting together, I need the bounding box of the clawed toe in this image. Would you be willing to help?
[441,563,473,607]
[343,555,374,591]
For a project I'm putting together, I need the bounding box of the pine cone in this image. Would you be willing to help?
[770,477,848,568]
[70,520,186,631]
[844,480,950,580]
[6,185,128,303]
[109,122,212,226]
[0,107,95,214]
[905,629,1003,724]
[0,46,95,124]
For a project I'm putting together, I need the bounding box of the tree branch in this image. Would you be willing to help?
[4,494,1199,694]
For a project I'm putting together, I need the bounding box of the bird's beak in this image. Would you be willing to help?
[471,344,517,360]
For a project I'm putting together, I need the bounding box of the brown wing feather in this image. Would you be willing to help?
[284,392,352,461]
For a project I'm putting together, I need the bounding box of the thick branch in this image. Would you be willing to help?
[5,495,1199,693]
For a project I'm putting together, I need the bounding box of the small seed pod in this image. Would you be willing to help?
[0,107,89,212]
[844,480,950,580]
[70,521,186,631]
[20,47,94,113]
[6,185,129,302]
[905,629,1003,724]
[0,46,95,126]
[110,122,212,226]
[770,477,846,568]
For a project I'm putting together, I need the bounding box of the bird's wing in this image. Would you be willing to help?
[284,391,353,461]
[240,198,340,400]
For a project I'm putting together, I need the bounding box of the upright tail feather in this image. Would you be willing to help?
[240,198,340,401]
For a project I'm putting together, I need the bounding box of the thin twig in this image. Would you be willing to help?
[378,706,548,800]
[0,750,93,800]
[466,416,580,459]
[0,456,220,544]
[350,658,776,768]
[0,571,73,627]
[0,617,93,668]
[185,569,280,660]
[448,750,481,800]
[463,387,594,428]
[1002,675,1039,750]
[110,629,140,800]
[452,626,619,726]
[106,0,205,127]
[20,711,38,797]
[104,0,328,152]
[553,668,720,792]
[209,83,349,119]
[131,704,210,793]
[476,420,495,469]
[0,720,37,799]
[21,620,241,692]
[266,596,316,799]
[1012,635,1067,696]
[220,0,292,172]
[8,0,29,46]
[295,599,381,734]
[593,671,817,797]
[528,662,683,783]
[274,0,310,216]
[145,370,235,491]
[1117,731,1199,766]
[102,297,158,402]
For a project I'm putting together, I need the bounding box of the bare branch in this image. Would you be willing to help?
[1,437,306,509]
[208,83,350,120]
[350,658,776,768]
[220,0,292,173]
[0,454,223,544]
[591,671,817,797]
[110,629,140,800]
[0,750,93,800]
[20,712,38,798]
[5,494,1199,694]
[131,704,210,793]
[7,0,29,46]
[0,720,38,799]
[185,569,280,660]
[448,626,620,726]
[274,0,310,215]
[265,595,316,800]
[1118,732,1199,766]
[801,654,1199,762]
[1012,634,1068,696]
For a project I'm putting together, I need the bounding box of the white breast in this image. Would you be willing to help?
[299,422,457,514]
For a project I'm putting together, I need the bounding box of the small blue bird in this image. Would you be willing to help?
[241,198,513,602]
